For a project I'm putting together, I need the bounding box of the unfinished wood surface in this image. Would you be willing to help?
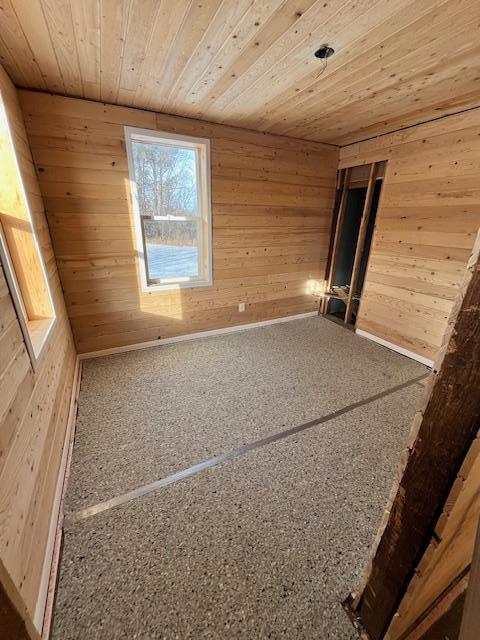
[399,572,468,640]
[341,106,480,361]
[0,65,76,634]
[418,590,465,640]
[386,439,480,639]
[348,229,480,640]
[321,167,351,315]
[344,162,378,324]
[19,90,338,354]
[320,168,345,315]
[1,1,479,145]
[459,516,480,640]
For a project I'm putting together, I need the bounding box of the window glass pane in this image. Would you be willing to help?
[126,129,211,289]
[132,141,199,216]
[143,219,200,280]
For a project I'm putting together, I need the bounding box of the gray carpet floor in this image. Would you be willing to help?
[54,317,427,639]
[65,317,424,513]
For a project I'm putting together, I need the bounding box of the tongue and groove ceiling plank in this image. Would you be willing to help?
[0,0,479,144]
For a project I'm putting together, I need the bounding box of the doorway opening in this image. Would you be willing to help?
[321,161,385,327]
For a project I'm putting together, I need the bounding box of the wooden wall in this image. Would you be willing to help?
[346,230,480,640]
[339,108,480,361]
[18,91,338,354]
[0,66,76,633]
[387,435,480,639]
[385,235,480,639]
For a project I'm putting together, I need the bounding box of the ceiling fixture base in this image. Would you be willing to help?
[314,45,335,59]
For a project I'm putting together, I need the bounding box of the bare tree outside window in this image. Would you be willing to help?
[126,128,212,289]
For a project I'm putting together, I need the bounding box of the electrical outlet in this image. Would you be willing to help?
[238,302,245,312]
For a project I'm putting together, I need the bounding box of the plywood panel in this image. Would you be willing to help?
[1,0,479,144]
[19,90,338,354]
[0,65,76,633]
[340,107,480,361]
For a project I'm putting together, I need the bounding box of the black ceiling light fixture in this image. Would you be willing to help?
[314,44,334,79]
[314,45,335,59]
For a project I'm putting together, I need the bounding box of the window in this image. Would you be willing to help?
[125,127,212,290]
[0,93,55,366]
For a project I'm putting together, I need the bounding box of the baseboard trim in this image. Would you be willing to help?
[355,329,434,368]
[34,356,82,637]
[78,311,319,359]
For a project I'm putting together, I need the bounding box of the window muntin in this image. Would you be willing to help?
[125,128,212,290]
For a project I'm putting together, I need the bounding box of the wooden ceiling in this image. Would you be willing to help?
[0,0,479,145]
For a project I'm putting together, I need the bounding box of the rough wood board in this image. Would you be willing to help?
[350,228,480,639]
[418,590,465,640]
[459,515,480,640]
[344,162,378,324]
[387,444,480,639]
[400,572,469,640]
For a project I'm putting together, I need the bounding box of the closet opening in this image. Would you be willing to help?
[321,161,385,327]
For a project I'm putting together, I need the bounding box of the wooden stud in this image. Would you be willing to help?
[416,590,466,640]
[344,162,378,325]
[320,168,345,315]
[401,571,469,640]
[321,167,351,315]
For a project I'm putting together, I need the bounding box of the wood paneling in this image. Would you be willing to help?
[19,90,338,354]
[1,1,479,145]
[339,107,480,361]
[0,65,76,633]
[346,230,480,639]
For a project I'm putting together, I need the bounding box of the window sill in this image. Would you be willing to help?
[142,278,213,293]
[27,316,56,366]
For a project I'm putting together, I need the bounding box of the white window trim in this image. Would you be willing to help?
[125,126,213,292]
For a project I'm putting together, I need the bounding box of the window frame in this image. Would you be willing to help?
[0,93,56,369]
[125,126,213,292]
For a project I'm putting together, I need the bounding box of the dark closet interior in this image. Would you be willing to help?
[322,162,385,326]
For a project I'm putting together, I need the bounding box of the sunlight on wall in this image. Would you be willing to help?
[0,93,55,359]
[305,278,325,297]
[124,175,184,321]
